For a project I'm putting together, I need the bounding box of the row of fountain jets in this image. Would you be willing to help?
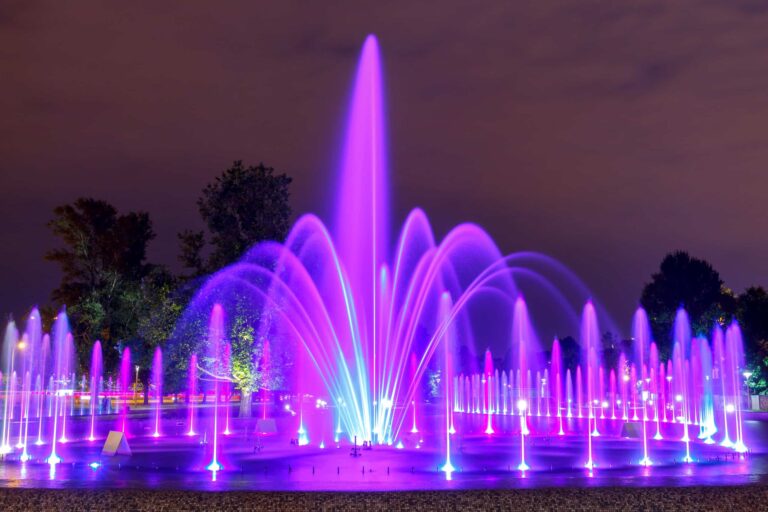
[0,299,749,475]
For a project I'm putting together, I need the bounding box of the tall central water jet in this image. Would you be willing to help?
[332,35,387,442]
[181,33,514,444]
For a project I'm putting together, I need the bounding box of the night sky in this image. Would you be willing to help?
[1,1,767,333]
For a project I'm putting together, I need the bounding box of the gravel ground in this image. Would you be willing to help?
[0,485,766,511]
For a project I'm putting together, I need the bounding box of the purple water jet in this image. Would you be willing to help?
[119,347,131,435]
[187,354,198,436]
[88,341,102,441]
[151,347,163,438]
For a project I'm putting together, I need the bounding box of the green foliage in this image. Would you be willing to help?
[162,286,208,392]
[43,161,295,396]
[640,251,735,358]
[640,253,768,394]
[172,160,294,403]
[132,273,192,390]
[46,198,156,371]
[164,289,295,399]
[737,287,768,394]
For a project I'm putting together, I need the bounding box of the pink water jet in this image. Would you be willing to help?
[151,346,163,438]
[88,341,102,441]
[187,354,198,436]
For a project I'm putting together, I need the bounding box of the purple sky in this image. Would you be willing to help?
[1,1,767,333]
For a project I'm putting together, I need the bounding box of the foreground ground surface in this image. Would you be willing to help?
[1,485,767,511]
[1,409,766,491]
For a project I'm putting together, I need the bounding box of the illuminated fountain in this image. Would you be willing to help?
[172,34,754,477]
[0,34,760,489]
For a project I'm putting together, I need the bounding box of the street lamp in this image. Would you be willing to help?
[743,371,753,410]
[134,365,140,403]
[9,339,27,382]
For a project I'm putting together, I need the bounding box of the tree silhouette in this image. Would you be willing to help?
[737,287,768,394]
[179,161,292,276]
[640,251,734,358]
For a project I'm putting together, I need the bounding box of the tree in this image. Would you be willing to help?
[46,198,156,371]
[127,269,193,399]
[640,251,735,358]
[173,161,293,415]
[737,287,768,394]
[169,293,294,417]
[597,331,634,371]
[179,161,292,276]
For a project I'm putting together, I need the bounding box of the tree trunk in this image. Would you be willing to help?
[239,389,253,418]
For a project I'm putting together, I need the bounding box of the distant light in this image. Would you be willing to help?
[675,394,683,403]
[89,462,100,470]
[601,401,608,408]
[726,404,735,413]
[744,371,753,379]
[517,399,528,412]
[623,375,630,382]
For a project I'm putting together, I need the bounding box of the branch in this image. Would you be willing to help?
[196,363,236,383]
